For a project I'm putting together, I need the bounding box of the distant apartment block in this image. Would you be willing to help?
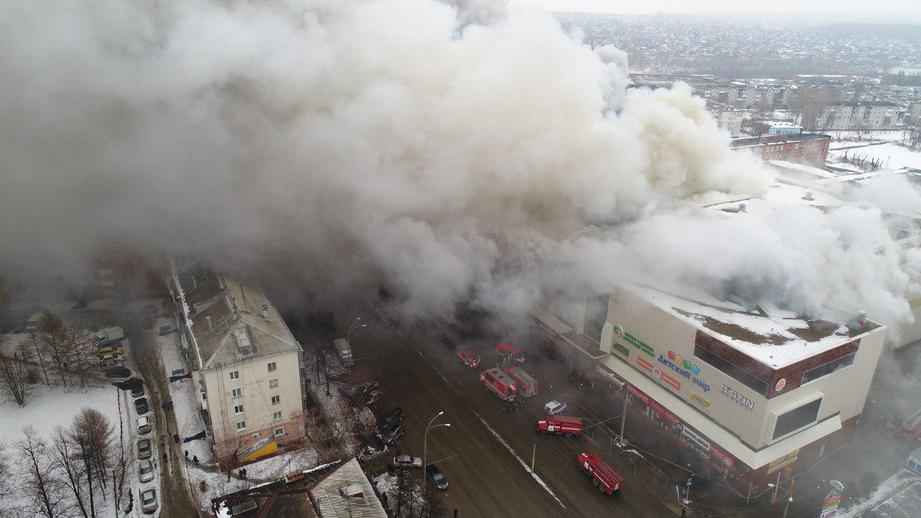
[717,109,744,138]
[816,101,899,130]
[730,133,830,167]
[170,269,306,469]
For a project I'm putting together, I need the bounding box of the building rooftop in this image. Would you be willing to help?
[309,458,387,518]
[729,133,830,149]
[177,271,301,371]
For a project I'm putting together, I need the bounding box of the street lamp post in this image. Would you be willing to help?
[346,317,367,393]
[782,495,794,518]
[617,385,628,448]
[423,411,451,495]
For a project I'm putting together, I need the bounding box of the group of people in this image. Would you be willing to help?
[159,434,199,465]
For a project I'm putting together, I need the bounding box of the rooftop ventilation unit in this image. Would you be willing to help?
[234,326,253,356]
[339,484,364,498]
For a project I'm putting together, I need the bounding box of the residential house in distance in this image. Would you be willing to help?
[170,268,306,469]
[815,101,899,130]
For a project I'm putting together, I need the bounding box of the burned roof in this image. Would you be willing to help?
[177,271,301,371]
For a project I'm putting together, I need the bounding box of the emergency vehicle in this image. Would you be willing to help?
[505,366,538,397]
[577,452,624,494]
[537,415,583,437]
[898,408,921,441]
[480,368,517,401]
[495,342,525,364]
[455,346,481,368]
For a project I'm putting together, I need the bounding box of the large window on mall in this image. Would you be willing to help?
[801,353,855,385]
[773,398,822,440]
[694,346,768,395]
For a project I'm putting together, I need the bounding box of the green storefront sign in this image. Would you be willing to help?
[613,324,655,358]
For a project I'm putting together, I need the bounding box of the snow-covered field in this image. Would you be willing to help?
[829,143,921,172]
[839,469,921,517]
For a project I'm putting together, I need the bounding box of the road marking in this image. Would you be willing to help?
[416,348,455,392]
[474,413,566,509]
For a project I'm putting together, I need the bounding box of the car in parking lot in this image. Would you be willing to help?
[137,415,151,435]
[426,464,449,490]
[141,488,158,513]
[358,439,387,462]
[380,407,403,427]
[378,421,404,445]
[391,455,423,469]
[131,383,145,398]
[134,397,149,415]
[138,459,154,483]
[137,438,152,460]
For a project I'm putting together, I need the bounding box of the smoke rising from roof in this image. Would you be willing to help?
[0,0,917,333]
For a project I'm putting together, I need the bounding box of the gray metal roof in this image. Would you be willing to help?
[310,458,387,518]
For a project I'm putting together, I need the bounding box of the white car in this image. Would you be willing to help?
[138,459,154,483]
[545,400,567,416]
[136,415,151,435]
[391,455,423,469]
[141,488,158,514]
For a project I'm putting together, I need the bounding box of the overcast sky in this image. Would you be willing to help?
[518,0,921,18]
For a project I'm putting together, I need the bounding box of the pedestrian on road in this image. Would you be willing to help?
[681,509,687,518]
[193,455,199,465]
[173,433,180,444]
[184,450,189,460]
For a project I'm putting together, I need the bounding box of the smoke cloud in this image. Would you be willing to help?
[0,0,916,333]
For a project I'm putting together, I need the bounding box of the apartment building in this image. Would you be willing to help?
[532,285,886,493]
[171,270,306,469]
[816,101,899,130]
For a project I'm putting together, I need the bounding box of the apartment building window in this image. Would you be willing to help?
[274,427,285,437]
[269,379,279,389]
[232,388,242,399]
[229,370,239,380]
[802,353,856,385]
[271,395,281,405]
[267,362,277,372]
[236,421,246,431]
[272,411,282,421]
[772,398,822,440]
[233,404,244,415]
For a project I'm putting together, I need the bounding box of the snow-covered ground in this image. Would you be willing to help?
[839,469,921,517]
[302,345,366,455]
[829,143,921,172]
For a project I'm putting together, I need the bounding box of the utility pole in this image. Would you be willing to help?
[531,443,536,471]
[423,411,450,495]
[346,317,367,393]
[617,386,628,447]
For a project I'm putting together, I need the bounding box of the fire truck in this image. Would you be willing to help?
[455,346,481,368]
[505,366,538,398]
[537,415,583,437]
[577,452,624,494]
[898,408,921,441]
[480,368,517,401]
[495,342,525,364]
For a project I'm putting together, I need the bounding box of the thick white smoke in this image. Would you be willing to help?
[0,0,916,332]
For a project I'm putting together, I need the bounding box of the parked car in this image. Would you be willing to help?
[544,400,567,416]
[140,488,158,513]
[157,325,174,336]
[426,464,449,490]
[380,407,403,427]
[364,389,382,406]
[138,459,154,483]
[379,421,404,445]
[131,383,145,398]
[358,439,387,462]
[137,415,151,435]
[136,439,152,460]
[103,366,131,380]
[391,455,423,469]
[134,397,149,415]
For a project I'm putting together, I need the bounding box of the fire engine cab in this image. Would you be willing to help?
[577,452,624,495]
[455,346,481,368]
[537,415,583,438]
[480,368,517,401]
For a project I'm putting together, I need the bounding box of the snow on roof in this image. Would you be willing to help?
[625,283,878,369]
[310,458,387,518]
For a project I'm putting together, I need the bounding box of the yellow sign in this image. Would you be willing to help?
[238,436,279,463]
[689,393,711,409]
[767,449,799,474]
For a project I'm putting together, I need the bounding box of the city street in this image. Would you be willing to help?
[300,305,683,518]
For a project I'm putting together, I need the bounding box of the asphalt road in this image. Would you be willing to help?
[345,306,680,518]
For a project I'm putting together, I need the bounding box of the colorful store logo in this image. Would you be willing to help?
[658,351,710,392]
[613,323,655,358]
[638,356,681,390]
[689,393,712,409]
[774,377,787,393]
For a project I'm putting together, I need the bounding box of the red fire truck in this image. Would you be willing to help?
[455,346,481,368]
[495,342,525,364]
[537,415,583,437]
[505,366,538,398]
[480,368,517,401]
[577,452,624,494]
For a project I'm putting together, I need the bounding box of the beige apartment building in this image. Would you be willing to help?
[171,270,306,469]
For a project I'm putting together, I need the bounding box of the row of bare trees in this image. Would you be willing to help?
[0,408,129,518]
[0,311,102,407]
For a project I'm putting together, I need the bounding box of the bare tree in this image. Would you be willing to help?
[67,323,99,389]
[52,427,91,518]
[28,330,51,385]
[0,441,13,516]
[17,426,66,518]
[70,407,115,512]
[38,311,70,388]
[0,343,32,407]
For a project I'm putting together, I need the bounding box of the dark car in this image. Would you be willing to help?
[134,397,149,415]
[426,464,449,490]
[380,407,403,427]
[358,439,387,462]
[131,383,145,398]
[378,421,404,445]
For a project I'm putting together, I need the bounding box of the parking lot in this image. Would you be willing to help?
[316,305,683,517]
